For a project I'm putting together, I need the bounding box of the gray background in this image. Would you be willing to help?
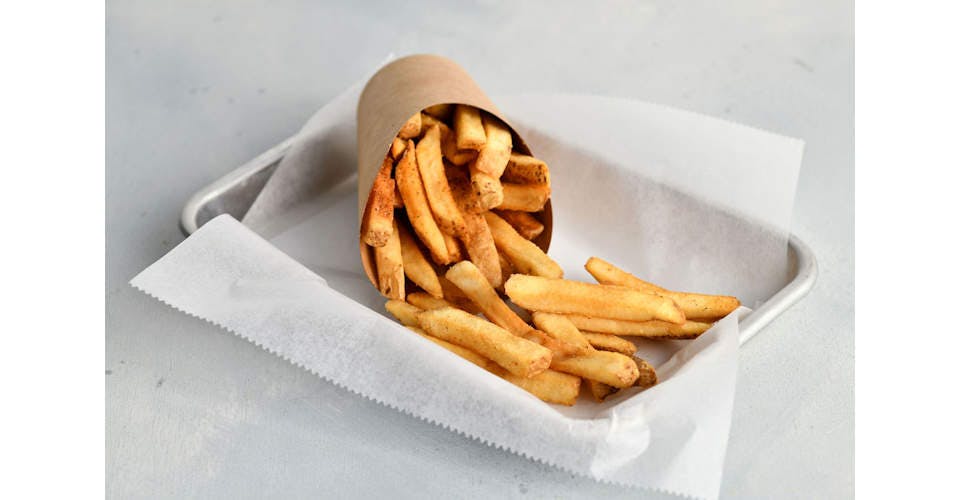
[107,1,853,498]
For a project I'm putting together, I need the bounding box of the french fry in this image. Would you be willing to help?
[494,210,544,240]
[396,112,422,139]
[447,166,502,287]
[503,369,581,406]
[469,162,504,210]
[360,157,395,247]
[390,137,407,159]
[442,230,463,262]
[581,332,637,356]
[484,212,563,279]
[473,114,512,176]
[531,312,591,355]
[563,314,712,339]
[634,358,658,388]
[551,349,639,388]
[588,380,619,402]
[423,103,454,122]
[406,292,457,311]
[374,220,404,299]
[385,299,422,327]
[393,184,404,209]
[416,327,580,406]
[504,274,685,323]
[437,276,483,314]
[503,152,550,185]
[416,125,467,236]
[395,141,451,264]
[397,222,442,298]
[498,252,515,289]
[585,257,740,320]
[422,113,477,166]
[453,104,486,150]
[499,183,550,212]
[417,307,552,378]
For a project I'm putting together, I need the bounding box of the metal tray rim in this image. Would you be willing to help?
[180,136,817,345]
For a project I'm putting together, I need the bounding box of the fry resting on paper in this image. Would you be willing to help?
[484,212,563,279]
[551,349,639,388]
[564,314,712,339]
[385,299,422,327]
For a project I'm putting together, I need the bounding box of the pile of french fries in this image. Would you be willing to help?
[362,103,740,406]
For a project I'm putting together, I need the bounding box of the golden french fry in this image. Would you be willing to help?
[437,276,484,314]
[390,137,407,159]
[588,380,619,402]
[397,112,422,140]
[484,212,563,279]
[397,222,442,298]
[374,220,404,299]
[385,299,422,327]
[498,252,515,289]
[505,274,685,324]
[442,230,463,262]
[503,152,550,185]
[406,292,456,311]
[417,307,552,378]
[422,113,477,166]
[503,369,581,406]
[551,349,639,388]
[494,210,544,240]
[585,257,740,320]
[395,141,451,264]
[447,166,502,287]
[417,125,467,236]
[581,332,637,356]
[393,184,404,209]
[531,312,591,355]
[563,314,711,339]
[423,103,454,122]
[469,162,504,210]
[417,328,580,406]
[360,157,395,247]
[473,114,512,176]
[453,104,486,150]
[499,183,550,212]
[635,358,658,388]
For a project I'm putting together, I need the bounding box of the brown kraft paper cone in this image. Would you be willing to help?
[357,54,553,288]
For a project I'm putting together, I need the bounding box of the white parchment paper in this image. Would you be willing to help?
[133,71,803,499]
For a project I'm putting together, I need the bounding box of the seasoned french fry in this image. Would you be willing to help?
[563,314,712,339]
[447,166,502,287]
[585,257,740,319]
[531,312,591,355]
[385,299,422,327]
[417,327,580,405]
[395,141,451,264]
[484,212,563,279]
[634,358,658,388]
[469,162,504,210]
[504,274,685,323]
[397,112,422,139]
[398,222,442,298]
[498,252,515,289]
[393,184,404,209]
[503,369,581,406]
[437,276,483,314]
[442,230,463,262]
[588,380,619,402]
[445,261,532,336]
[551,349,639,388]
[499,183,550,212]
[581,332,637,356]
[422,113,477,166]
[417,125,466,236]
[406,292,457,311]
[374,220,404,299]
[453,104,486,150]
[360,157,395,247]
[473,114,512,176]
[417,307,552,378]
[423,103,454,122]
[390,137,407,159]
[503,152,550,185]
[494,210,544,240]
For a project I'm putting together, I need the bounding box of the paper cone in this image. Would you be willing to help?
[357,54,553,287]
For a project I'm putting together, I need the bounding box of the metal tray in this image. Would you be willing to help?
[181,136,817,345]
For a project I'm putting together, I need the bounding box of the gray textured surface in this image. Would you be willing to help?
[106,1,853,498]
